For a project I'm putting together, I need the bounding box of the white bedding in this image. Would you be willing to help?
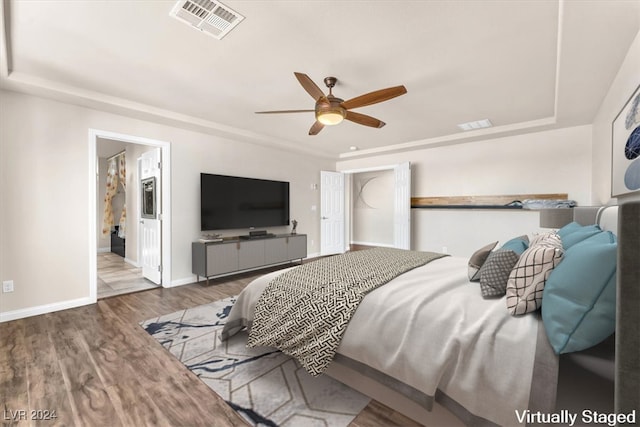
[222,255,558,426]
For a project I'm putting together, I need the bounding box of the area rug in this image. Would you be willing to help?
[140,296,370,426]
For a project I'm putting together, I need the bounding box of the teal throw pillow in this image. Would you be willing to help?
[557,221,582,238]
[560,224,602,249]
[542,231,617,354]
[500,235,529,255]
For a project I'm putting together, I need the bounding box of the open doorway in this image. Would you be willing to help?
[331,163,411,253]
[350,169,395,249]
[88,129,172,302]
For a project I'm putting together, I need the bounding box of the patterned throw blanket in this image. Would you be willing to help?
[247,248,448,376]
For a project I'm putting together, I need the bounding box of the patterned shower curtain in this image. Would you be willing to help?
[101,154,127,238]
[117,154,126,238]
[101,157,118,237]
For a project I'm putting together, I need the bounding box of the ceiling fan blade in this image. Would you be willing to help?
[309,121,324,135]
[341,85,407,110]
[294,72,326,101]
[344,111,386,128]
[255,109,315,114]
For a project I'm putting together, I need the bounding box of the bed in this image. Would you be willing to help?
[220,203,638,426]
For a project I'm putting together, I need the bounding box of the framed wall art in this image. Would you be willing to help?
[612,84,640,197]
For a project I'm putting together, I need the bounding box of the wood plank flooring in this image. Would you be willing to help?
[1,266,422,427]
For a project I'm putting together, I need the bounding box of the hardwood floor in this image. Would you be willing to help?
[1,266,422,427]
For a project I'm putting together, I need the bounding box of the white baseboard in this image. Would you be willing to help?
[0,296,95,323]
[1,253,320,321]
[170,276,198,288]
[97,247,111,253]
[124,257,140,268]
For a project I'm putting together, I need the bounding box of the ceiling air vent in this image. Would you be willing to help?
[457,119,493,131]
[170,0,244,40]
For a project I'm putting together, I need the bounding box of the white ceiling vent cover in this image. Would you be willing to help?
[170,0,244,40]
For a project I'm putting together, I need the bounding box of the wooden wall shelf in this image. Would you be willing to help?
[411,193,568,209]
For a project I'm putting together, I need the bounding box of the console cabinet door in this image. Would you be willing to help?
[206,243,239,275]
[265,238,288,265]
[238,240,265,270]
[287,235,307,260]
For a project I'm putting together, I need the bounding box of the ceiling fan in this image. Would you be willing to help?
[256,72,407,135]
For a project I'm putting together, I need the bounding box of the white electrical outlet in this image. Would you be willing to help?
[3,280,14,293]
[442,246,448,254]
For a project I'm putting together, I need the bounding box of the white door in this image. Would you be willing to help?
[139,148,162,284]
[394,162,411,250]
[320,171,345,255]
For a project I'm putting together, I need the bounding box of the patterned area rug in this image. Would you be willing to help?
[140,296,370,426]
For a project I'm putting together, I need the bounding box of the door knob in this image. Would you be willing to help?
[321,216,328,220]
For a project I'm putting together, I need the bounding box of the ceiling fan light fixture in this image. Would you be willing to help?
[317,110,345,125]
[316,100,346,125]
[258,73,407,135]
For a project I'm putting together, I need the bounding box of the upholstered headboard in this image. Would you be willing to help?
[571,205,618,231]
[615,201,640,415]
[571,206,600,226]
[568,203,638,414]
[596,206,619,233]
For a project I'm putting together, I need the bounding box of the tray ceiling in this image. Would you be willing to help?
[1,1,638,158]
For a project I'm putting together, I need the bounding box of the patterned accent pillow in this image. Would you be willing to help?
[506,245,563,315]
[529,231,562,249]
[468,241,498,281]
[478,249,520,298]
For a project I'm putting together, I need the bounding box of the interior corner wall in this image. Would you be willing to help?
[592,29,640,205]
[337,125,593,256]
[0,90,333,319]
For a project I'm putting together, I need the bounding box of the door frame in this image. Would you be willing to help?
[339,163,411,250]
[88,129,172,302]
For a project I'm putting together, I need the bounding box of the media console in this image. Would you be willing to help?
[192,234,307,284]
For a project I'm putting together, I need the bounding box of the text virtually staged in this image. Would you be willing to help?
[515,409,636,426]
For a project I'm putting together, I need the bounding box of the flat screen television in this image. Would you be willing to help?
[200,173,290,231]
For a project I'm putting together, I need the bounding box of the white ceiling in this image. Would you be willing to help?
[1,1,639,159]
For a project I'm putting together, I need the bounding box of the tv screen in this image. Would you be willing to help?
[200,173,290,231]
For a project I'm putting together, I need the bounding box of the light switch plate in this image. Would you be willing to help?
[2,280,14,293]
